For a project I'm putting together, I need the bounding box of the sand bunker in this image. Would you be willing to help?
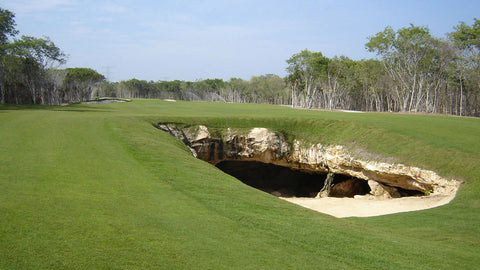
[281,193,456,218]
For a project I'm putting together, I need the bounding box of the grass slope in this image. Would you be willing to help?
[1,100,479,269]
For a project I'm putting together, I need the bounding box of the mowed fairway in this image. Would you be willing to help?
[1,100,479,269]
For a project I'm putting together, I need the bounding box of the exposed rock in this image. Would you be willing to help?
[330,179,370,198]
[242,128,289,162]
[271,189,291,197]
[316,173,334,198]
[368,180,401,199]
[158,123,460,198]
[194,125,210,141]
[158,124,190,145]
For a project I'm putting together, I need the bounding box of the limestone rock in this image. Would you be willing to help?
[245,128,289,162]
[194,125,210,141]
[157,124,460,198]
[158,124,190,145]
[330,179,370,198]
[368,180,401,199]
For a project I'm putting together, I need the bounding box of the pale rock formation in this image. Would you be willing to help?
[158,123,460,198]
[367,180,401,199]
[195,125,210,141]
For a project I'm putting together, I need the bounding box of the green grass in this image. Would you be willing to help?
[1,99,479,269]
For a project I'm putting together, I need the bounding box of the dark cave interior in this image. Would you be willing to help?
[215,160,372,198]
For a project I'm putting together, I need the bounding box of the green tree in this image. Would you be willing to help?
[449,18,480,51]
[222,78,248,103]
[354,59,388,111]
[0,7,67,104]
[7,36,66,104]
[366,24,440,112]
[0,8,18,103]
[10,36,66,68]
[449,18,480,116]
[248,74,287,104]
[64,67,105,84]
[0,8,17,52]
[286,49,328,108]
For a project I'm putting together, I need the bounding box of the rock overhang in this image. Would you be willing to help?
[157,123,460,200]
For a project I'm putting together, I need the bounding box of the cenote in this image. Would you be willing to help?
[215,160,423,198]
[158,123,458,201]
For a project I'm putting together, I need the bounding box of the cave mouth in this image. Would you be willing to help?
[215,160,372,198]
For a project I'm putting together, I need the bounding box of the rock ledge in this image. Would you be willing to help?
[158,124,460,198]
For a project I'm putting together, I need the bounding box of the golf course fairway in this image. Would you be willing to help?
[1,100,479,269]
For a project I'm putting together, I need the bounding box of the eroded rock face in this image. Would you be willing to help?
[330,179,370,198]
[368,180,401,199]
[158,123,459,198]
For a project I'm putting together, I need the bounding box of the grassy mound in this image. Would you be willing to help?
[1,100,479,269]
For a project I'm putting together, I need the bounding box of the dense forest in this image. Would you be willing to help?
[1,7,479,116]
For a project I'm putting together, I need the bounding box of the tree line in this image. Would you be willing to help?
[286,22,480,116]
[1,6,479,116]
[0,8,106,105]
[97,74,289,105]
[0,7,290,106]
[102,21,480,116]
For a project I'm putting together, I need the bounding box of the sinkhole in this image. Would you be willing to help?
[215,160,425,198]
[157,123,456,201]
[158,124,460,216]
[216,161,358,198]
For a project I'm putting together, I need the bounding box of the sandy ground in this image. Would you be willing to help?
[280,193,456,218]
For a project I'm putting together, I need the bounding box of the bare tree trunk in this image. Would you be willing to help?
[0,81,4,104]
[291,83,297,108]
[460,76,464,116]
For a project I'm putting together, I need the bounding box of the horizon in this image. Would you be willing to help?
[2,0,480,82]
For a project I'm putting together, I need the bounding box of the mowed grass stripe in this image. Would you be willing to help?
[0,101,479,269]
[0,109,358,268]
[0,110,266,268]
[109,107,480,269]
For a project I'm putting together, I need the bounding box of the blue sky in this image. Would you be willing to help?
[2,0,479,82]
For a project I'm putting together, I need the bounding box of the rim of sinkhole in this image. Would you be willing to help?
[158,123,460,218]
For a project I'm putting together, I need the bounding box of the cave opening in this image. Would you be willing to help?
[215,160,371,198]
[157,123,459,211]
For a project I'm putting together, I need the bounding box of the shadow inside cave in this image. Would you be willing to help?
[215,160,372,198]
